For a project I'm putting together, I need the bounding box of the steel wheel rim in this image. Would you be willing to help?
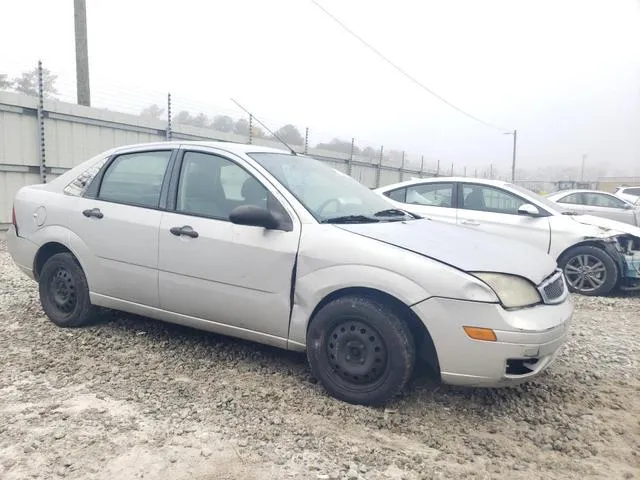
[564,254,607,292]
[49,267,77,313]
[326,320,388,385]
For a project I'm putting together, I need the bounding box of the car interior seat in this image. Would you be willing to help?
[180,161,226,218]
[464,189,485,210]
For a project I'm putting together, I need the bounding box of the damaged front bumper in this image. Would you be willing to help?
[612,235,640,289]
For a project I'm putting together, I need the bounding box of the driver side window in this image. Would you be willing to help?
[461,184,526,215]
[176,151,281,220]
[583,193,626,208]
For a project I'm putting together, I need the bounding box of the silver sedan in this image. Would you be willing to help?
[546,189,640,226]
[7,141,572,405]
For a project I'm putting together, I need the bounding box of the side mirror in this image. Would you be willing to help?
[623,204,633,210]
[517,203,540,216]
[229,205,280,230]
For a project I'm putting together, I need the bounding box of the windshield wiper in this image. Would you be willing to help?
[373,208,422,220]
[321,215,380,224]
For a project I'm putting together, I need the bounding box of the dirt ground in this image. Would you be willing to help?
[0,237,639,480]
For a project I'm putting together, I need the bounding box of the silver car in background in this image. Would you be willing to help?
[614,186,640,205]
[546,189,640,226]
[7,141,572,405]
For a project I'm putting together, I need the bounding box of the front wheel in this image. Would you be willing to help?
[306,295,415,406]
[558,245,618,296]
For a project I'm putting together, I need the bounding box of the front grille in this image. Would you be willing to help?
[544,276,565,300]
[539,270,566,304]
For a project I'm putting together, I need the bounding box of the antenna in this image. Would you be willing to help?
[230,99,297,156]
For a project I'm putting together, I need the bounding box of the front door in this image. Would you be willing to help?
[580,192,636,225]
[68,149,174,307]
[157,149,300,340]
[457,183,551,253]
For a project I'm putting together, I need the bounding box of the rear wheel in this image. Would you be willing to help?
[306,295,415,406]
[559,245,618,296]
[38,253,96,327]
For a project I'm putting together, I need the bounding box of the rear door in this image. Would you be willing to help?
[456,182,551,253]
[157,148,300,341]
[554,192,591,215]
[68,148,175,307]
[382,182,457,224]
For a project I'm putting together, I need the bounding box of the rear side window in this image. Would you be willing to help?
[63,156,110,196]
[98,151,172,208]
[557,193,583,205]
[385,188,406,202]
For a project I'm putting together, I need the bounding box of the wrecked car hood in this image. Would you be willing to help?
[569,214,640,238]
[337,219,557,285]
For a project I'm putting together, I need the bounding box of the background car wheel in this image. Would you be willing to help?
[306,295,415,406]
[558,245,618,296]
[38,252,96,327]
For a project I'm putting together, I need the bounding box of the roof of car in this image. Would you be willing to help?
[111,140,292,156]
[547,189,617,197]
[375,177,511,191]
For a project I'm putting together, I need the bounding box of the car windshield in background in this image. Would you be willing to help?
[509,183,567,213]
[248,152,413,223]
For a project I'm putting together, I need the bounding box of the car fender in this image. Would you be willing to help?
[29,225,99,290]
[287,264,429,349]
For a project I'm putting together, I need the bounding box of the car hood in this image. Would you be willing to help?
[337,219,557,285]
[568,214,640,238]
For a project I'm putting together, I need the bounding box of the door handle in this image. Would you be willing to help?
[461,220,480,226]
[82,208,103,219]
[170,225,199,238]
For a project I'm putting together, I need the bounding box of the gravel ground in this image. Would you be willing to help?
[1,237,639,480]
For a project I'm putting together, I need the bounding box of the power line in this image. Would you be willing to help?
[309,0,509,132]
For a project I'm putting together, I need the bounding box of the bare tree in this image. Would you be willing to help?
[12,67,58,98]
[0,73,11,90]
[173,110,194,125]
[234,118,249,136]
[212,115,234,133]
[316,138,360,155]
[192,113,209,128]
[273,124,304,145]
[140,104,164,119]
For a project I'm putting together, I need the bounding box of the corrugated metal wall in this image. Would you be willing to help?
[0,91,431,224]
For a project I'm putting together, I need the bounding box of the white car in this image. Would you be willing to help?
[8,142,572,405]
[376,177,640,296]
[545,189,640,226]
[614,186,640,205]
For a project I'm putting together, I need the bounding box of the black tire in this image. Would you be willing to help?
[38,252,96,327]
[558,245,618,296]
[306,295,415,406]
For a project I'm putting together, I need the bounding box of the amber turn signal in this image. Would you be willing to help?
[463,326,497,342]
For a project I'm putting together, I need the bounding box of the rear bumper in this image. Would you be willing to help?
[6,225,37,280]
[411,296,573,387]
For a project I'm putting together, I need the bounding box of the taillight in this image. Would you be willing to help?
[11,205,18,235]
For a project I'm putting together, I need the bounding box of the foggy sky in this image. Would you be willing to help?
[2,0,639,178]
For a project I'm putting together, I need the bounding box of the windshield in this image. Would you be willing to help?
[509,183,567,214]
[248,152,411,222]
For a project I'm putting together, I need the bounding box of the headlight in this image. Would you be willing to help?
[471,272,541,309]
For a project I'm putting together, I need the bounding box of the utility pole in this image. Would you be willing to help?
[580,154,587,181]
[504,129,517,182]
[74,0,91,106]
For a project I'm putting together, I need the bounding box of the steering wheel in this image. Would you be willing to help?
[317,198,341,216]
